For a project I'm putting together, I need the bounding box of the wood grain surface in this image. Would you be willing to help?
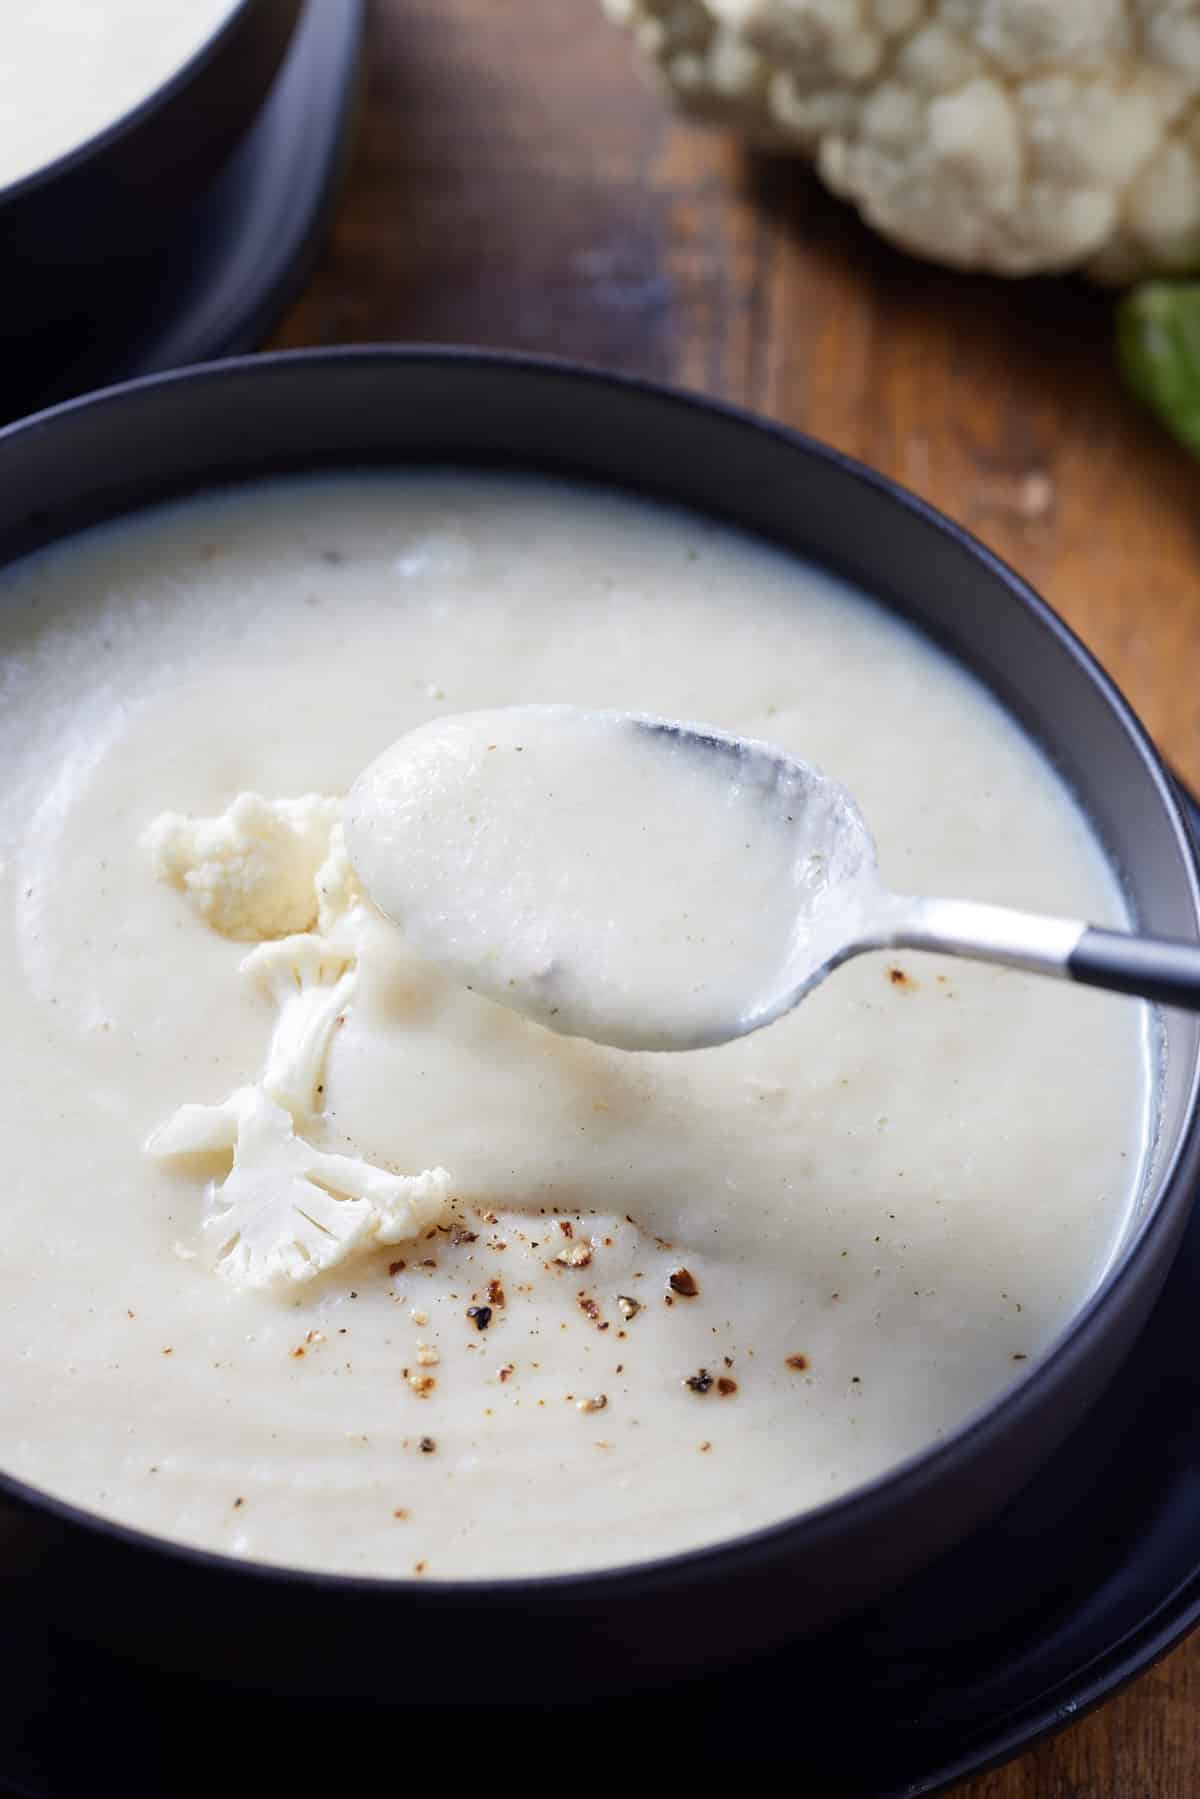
[272,4,1200,1788]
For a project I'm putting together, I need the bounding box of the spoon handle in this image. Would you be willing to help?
[885,897,1200,1011]
[1067,927,1200,1010]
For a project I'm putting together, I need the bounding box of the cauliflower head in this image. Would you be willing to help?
[605,0,1200,282]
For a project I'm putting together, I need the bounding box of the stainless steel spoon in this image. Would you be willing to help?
[347,705,1200,1054]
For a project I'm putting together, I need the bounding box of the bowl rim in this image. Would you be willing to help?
[0,0,262,207]
[2,342,1199,1603]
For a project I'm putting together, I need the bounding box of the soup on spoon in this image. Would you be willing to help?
[344,703,879,1051]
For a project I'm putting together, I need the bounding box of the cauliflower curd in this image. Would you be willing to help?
[606,0,1200,282]
[142,792,342,942]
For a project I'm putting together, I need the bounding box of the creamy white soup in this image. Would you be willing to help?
[1,0,237,192]
[0,472,1150,1580]
[344,704,875,1052]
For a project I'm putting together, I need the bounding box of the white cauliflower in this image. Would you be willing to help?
[605,0,1200,281]
[144,791,453,1290]
[148,1087,452,1290]
[142,792,343,940]
[241,929,359,1128]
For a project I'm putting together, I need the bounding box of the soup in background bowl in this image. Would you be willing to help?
[2,0,239,192]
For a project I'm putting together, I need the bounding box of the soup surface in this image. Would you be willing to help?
[0,472,1150,1579]
[1,0,237,191]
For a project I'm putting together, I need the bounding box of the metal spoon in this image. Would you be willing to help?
[346,706,1200,1053]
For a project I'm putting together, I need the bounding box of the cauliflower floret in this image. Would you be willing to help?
[142,793,342,941]
[606,0,1200,282]
[144,789,450,1292]
[241,927,361,1128]
[148,1087,453,1290]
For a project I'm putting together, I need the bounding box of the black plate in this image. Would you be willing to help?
[4,791,1199,1796]
[1,0,364,427]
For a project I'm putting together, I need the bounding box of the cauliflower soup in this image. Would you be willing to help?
[0,471,1151,1579]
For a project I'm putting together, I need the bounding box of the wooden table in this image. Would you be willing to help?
[273,3,1200,1787]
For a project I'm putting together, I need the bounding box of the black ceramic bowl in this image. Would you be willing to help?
[1,349,1197,1698]
[0,0,301,337]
